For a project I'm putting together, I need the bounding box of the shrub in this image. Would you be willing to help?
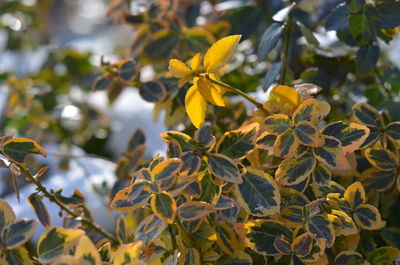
[1,0,400,265]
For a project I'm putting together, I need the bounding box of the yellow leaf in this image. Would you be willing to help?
[111,242,144,265]
[191,53,202,72]
[178,76,192,88]
[185,83,206,128]
[204,35,241,73]
[197,78,225,106]
[265,85,301,114]
[169,59,191,78]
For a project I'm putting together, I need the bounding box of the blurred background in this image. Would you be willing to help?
[1,0,399,237]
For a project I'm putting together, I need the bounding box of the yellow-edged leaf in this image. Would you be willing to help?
[75,235,102,265]
[343,182,365,209]
[111,242,144,265]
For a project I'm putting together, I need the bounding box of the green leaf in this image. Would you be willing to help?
[178,201,213,221]
[215,222,238,255]
[292,232,314,257]
[235,168,280,216]
[160,131,198,152]
[280,206,304,228]
[258,23,283,60]
[194,124,215,148]
[356,44,380,74]
[280,188,309,209]
[365,148,397,171]
[330,209,358,236]
[352,103,382,127]
[263,114,291,135]
[180,152,201,177]
[54,189,85,206]
[216,123,259,160]
[126,129,146,152]
[151,192,177,224]
[2,138,47,163]
[313,136,350,171]
[92,76,112,91]
[386,122,400,141]
[111,182,151,212]
[354,204,383,230]
[349,12,375,41]
[276,156,316,186]
[297,22,319,46]
[369,246,400,265]
[178,248,201,265]
[273,129,298,158]
[144,30,179,59]
[381,227,400,249]
[216,251,253,265]
[1,219,37,249]
[255,132,277,151]
[119,60,137,81]
[376,1,400,29]
[3,247,33,265]
[134,214,167,245]
[75,235,102,265]
[0,199,16,233]
[344,182,366,208]
[312,163,331,186]
[151,158,182,182]
[28,193,50,228]
[263,62,282,92]
[326,4,349,31]
[140,81,167,102]
[306,215,335,248]
[273,237,291,255]
[246,220,293,256]
[322,122,370,154]
[207,153,242,184]
[37,227,85,264]
[294,121,323,146]
[361,168,395,192]
[116,216,127,244]
[335,251,365,265]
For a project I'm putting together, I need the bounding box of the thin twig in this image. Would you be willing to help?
[2,152,119,245]
[200,75,270,115]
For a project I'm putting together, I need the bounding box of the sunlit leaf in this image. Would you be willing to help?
[294,121,324,147]
[151,192,177,224]
[344,182,366,209]
[204,35,241,73]
[273,129,299,158]
[255,132,277,151]
[1,219,37,249]
[263,114,291,135]
[216,123,259,160]
[312,163,331,186]
[134,214,167,245]
[178,201,213,221]
[197,78,225,107]
[37,227,85,263]
[111,242,143,265]
[235,168,280,216]
[330,209,358,236]
[313,136,350,171]
[276,155,316,186]
[352,103,382,127]
[245,220,293,256]
[208,153,242,184]
[111,181,150,212]
[3,247,34,265]
[160,131,198,152]
[2,138,47,163]
[185,83,206,128]
[280,206,304,228]
[75,235,102,265]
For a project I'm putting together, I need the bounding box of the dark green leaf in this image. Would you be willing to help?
[139,81,167,102]
[3,138,47,163]
[356,44,379,74]
[28,194,50,228]
[258,23,283,60]
[208,153,242,184]
[1,219,37,249]
[263,62,282,91]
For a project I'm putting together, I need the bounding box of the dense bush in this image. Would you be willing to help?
[1,0,400,264]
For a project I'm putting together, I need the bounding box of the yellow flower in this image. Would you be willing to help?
[169,35,241,128]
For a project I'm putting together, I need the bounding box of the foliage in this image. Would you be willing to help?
[1,0,400,265]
